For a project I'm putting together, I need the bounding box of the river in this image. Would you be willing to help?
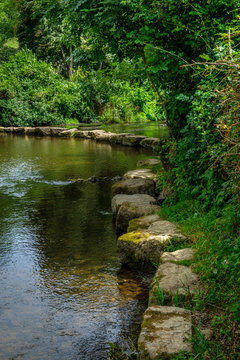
[0,128,162,359]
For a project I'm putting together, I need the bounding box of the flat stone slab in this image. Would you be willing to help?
[112,194,156,215]
[148,220,186,239]
[149,263,198,304]
[108,133,133,144]
[138,305,192,359]
[137,158,161,167]
[59,128,78,136]
[112,178,155,197]
[161,248,195,263]
[123,169,157,182]
[127,214,162,232]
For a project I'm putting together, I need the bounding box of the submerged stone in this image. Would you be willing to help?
[149,262,198,305]
[138,305,192,359]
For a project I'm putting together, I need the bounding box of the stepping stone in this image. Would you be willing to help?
[111,194,157,216]
[161,248,195,263]
[121,135,146,146]
[50,127,67,136]
[117,231,174,268]
[109,133,133,144]
[59,128,78,136]
[141,137,161,150]
[112,194,158,234]
[149,262,198,305]
[137,158,161,167]
[127,214,162,232]
[112,178,155,197]
[148,220,186,239]
[123,168,157,182]
[138,305,192,359]
[74,130,90,138]
[12,127,25,134]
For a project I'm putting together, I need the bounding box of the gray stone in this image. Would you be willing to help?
[109,133,133,144]
[93,130,116,142]
[137,158,161,167]
[35,127,52,136]
[12,127,25,134]
[161,248,195,264]
[24,127,36,135]
[123,169,157,182]
[112,178,155,197]
[148,220,186,239]
[112,194,158,234]
[50,127,67,136]
[5,127,14,133]
[59,128,78,136]
[149,263,198,304]
[141,137,161,150]
[138,305,192,359]
[74,130,90,138]
[0,127,4,132]
[111,194,157,215]
[127,214,162,232]
[118,231,173,266]
[116,203,160,235]
[121,135,146,146]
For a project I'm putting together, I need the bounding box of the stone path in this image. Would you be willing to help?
[0,127,161,151]
[110,162,200,359]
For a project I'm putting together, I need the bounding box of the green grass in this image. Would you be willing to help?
[157,199,240,359]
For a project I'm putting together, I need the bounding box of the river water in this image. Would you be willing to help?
[0,133,161,360]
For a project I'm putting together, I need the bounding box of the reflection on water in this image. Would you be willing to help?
[0,136,150,359]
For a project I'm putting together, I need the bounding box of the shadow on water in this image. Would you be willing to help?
[0,135,152,359]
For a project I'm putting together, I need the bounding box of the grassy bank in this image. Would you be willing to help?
[158,200,240,360]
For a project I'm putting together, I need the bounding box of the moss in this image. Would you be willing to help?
[127,218,143,232]
[118,231,151,244]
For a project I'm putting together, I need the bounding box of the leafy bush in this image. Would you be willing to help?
[0,49,93,126]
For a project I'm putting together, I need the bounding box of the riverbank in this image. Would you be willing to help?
[1,127,239,359]
[110,161,240,359]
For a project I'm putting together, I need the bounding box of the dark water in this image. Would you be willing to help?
[0,135,153,360]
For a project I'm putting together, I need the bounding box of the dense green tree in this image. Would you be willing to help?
[0,0,18,47]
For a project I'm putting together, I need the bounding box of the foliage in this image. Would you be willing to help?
[65,0,239,136]
[0,0,18,47]
[0,49,90,126]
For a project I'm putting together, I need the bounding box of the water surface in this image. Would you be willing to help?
[0,135,152,359]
